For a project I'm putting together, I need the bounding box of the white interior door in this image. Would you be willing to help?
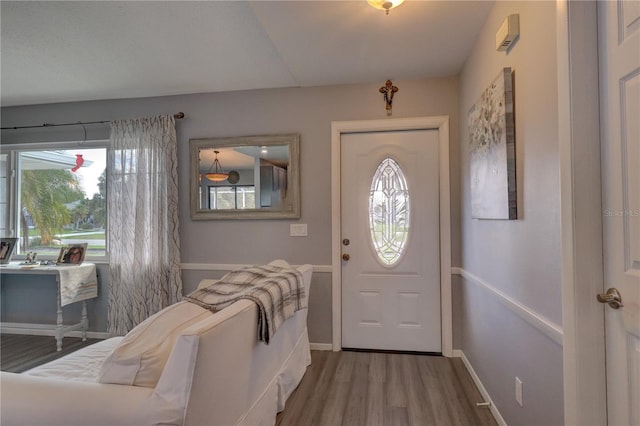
[599,1,640,425]
[340,129,441,352]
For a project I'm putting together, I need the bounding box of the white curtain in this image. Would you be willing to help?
[107,115,182,335]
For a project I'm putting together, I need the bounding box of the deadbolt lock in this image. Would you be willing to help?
[342,239,350,246]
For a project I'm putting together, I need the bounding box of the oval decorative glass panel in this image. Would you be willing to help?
[369,157,410,266]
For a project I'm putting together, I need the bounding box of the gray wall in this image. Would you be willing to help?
[458,1,564,425]
[1,77,460,345]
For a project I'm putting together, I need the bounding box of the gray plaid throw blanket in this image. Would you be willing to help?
[184,264,306,343]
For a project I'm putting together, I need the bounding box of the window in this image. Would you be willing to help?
[369,157,410,266]
[208,186,256,210]
[0,154,9,238]
[0,143,108,259]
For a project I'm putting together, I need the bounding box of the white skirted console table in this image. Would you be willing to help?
[0,262,98,351]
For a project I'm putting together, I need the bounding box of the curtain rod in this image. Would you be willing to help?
[1,112,185,130]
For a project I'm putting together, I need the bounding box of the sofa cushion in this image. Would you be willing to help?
[98,301,212,388]
[26,337,124,383]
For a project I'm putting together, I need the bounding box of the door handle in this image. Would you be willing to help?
[596,288,624,309]
[342,253,350,261]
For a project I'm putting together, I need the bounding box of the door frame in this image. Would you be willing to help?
[330,116,452,356]
[556,1,607,424]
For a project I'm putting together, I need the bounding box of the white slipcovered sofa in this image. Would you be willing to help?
[0,260,313,426]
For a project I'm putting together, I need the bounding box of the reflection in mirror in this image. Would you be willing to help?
[190,134,300,220]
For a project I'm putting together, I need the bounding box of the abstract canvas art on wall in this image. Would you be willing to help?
[468,67,517,219]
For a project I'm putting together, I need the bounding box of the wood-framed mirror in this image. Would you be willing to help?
[189,134,300,220]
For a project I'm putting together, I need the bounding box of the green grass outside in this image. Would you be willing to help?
[23,228,106,256]
[61,233,105,240]
[27,229,105,239]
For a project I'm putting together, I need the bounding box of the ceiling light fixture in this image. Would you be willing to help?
[204,150,229,182]
[368,0,404,15]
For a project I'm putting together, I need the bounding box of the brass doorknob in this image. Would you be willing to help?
[597,288,623,309]
[342,253,350,261]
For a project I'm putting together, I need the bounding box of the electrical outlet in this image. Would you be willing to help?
[515,377,523,407]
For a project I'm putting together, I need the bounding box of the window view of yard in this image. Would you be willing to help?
[209,186,255,209]
[18,148,107,258]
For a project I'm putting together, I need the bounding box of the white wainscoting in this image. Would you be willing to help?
[451,267,563,346]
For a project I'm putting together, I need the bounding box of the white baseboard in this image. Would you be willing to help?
[454,350,507,426]
[309,342,333,351]
[1,325,111,340]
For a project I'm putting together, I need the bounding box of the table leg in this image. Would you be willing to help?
[56,283,63,351]
[81,300,88,341]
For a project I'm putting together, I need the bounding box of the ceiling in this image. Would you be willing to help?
[199,145,290,170]
[0,1,494,107]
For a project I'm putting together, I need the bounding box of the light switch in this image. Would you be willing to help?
[290,224,308,237]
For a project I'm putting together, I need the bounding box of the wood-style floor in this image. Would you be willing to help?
[277,350,497,426]
[1,335,496,426]
[0,333,102,373]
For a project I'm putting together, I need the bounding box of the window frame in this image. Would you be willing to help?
[0,140,110,262]
[207,185,256,210]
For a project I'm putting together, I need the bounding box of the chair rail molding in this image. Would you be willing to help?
[181,263,332,273]
[451,267,563,346]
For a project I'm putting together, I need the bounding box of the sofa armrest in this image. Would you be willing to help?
[0,372,171,426]
[155,299,258,426]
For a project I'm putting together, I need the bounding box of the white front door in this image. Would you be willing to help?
[599,1,640,425]
[340,129,441,352]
